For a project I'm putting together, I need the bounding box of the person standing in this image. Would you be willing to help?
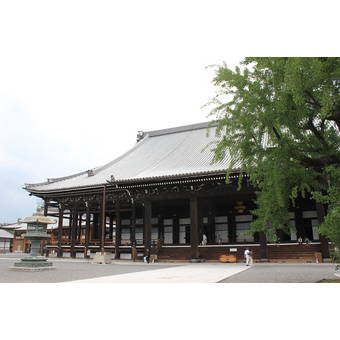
[248,249,253,265]
[244,248,253,266]
[202,234,207,246]
[143,248,150,263]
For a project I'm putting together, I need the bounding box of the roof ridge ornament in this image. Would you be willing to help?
[109,175,119,188]
[87,169,95,177]
[137,131,145,142]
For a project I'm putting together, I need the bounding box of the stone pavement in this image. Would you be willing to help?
[0,256,179,283]
[68,263,249,283]
[0,253,248,283]
[219,263,337,283]
[0,253,338,283]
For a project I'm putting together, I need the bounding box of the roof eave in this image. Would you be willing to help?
[25,169,240,196]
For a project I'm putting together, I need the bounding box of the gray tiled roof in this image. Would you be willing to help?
[0,229,14,239]
[1,220,59,231]
[25,122,237,193]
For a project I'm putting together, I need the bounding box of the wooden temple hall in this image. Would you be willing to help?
[24,122,330,262]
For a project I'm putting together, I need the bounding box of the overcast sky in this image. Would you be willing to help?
[0,0,338,223]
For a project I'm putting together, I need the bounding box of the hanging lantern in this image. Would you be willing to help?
[234,201,246,214]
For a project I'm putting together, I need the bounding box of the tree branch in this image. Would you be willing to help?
[304,90,321,110]
[272,126,281,141]
[306,118,330,149]
[326,106,340,131]
[304,89,340,131]
[293,152,340,169]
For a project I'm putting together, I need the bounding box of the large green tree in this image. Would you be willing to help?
[210,57,340,243]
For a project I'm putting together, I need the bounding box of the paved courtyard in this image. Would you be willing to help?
[0,254,338,283]
[0,255,179,283]
[219,263,337,283]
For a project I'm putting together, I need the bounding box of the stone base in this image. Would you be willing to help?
[9,266,56,271]
[92,252,112,264]
[10,256,55,271]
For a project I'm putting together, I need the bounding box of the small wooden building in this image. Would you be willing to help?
[24,122,330,262]
[0,228,13,253]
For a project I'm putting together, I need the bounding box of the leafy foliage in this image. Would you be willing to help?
[313,166,340,246]
[209,57,340,243]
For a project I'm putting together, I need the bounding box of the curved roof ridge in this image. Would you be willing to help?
[137,128,192,176]
[24,121,232,194]
[25,132,152,189]
[93,133,151,175]
[25,169,90,188]
[147,121,217,137]
[75,121,217,176]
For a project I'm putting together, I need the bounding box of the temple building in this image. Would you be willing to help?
[24,122,330,262]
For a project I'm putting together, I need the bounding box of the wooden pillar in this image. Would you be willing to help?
[259,232,268,261]
[43,199,48,216]
[57,204,63,258]
[227,213,236,243]
[316,202,330,259]
[109,214,114,241]
[93,213,99,239]
[207,204,216,244]
[144,200,152,254]
[71,209,78,258]
[84,202,91,258]
[78,213,82,242]
[115,203,121,259]
[295,209,305,240]
[101,185,107,253]
[130,202,136,246]
[68,212,73,240]
[158,214,164,243]
[190,196,199,259]
[198,207,204,246]
[173,214,179,245]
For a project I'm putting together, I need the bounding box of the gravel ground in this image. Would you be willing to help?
[0,255,180,283]
[219,263,338,283]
